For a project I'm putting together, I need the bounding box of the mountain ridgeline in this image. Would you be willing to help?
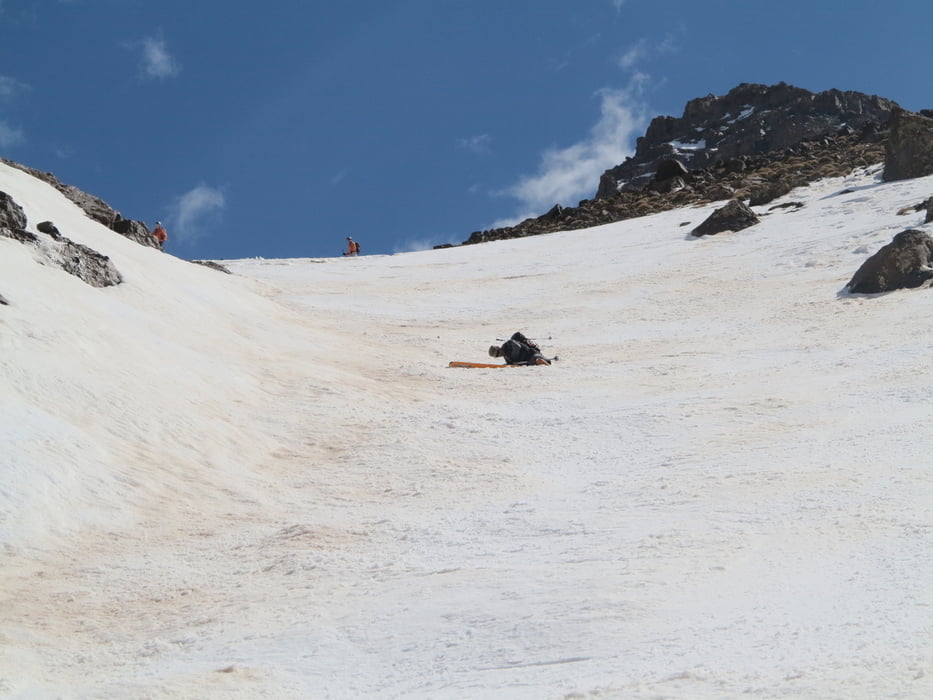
[454,82,933,247]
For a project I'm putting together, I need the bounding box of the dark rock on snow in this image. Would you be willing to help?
[692,199,760,237]
[1,191,123,288]
[596,82,896,199]
[846,229,933,294]
[0,190,27,231]
[883,109,933,182]
[457,82,897,248]
[1,158,158,249]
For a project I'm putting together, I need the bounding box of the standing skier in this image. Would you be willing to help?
[152,221,167,251]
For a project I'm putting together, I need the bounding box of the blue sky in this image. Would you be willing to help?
[1,0,930,260]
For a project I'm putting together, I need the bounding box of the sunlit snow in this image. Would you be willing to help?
[1,160,931,698]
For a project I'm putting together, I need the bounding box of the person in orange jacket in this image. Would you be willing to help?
[152,221,168,251]
[343,236,360,256]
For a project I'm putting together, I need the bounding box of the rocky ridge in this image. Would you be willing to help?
[1,158,157,249]
[456,83,903,247]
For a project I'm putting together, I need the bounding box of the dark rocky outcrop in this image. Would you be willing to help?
[883,109,933,182]
[37,220,62,238]
[597,83,896,199]
[0,191,27,231]
[846,229,933,294]
[54,239,124,287]
[0,191,123,288]
[461,129,886,246]
[112,216,159,248]
[456,82,897,248]
[692,199,760,237]
[1,158,158,249]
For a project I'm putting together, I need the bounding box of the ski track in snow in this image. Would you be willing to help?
[1,161,932,698]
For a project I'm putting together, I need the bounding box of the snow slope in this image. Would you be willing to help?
[1,159,931,699]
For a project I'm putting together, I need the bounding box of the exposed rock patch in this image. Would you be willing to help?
[883,109,933,182]
[454,82,906,249]
[1,191,123,288]
[1,158,158,249]
[598,82,896,198]
[846,229,933,294]
[692,199,760,237]
[461,129,885,246]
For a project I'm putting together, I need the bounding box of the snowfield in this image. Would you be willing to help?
[1,160,932,699]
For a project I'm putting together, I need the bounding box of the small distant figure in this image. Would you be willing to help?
[489,332,551,365]
[152,221,168,251]
[343,236,360,256]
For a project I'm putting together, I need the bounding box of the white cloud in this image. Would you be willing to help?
[170,185,225,243]
[0,74,29,99]
[0,121,24,147]
[612,0,626,10]
[618,34,678,72]
[618,38,649,70]
[139,35,180,79]
[458,134,492,155]
[497,82,650,224]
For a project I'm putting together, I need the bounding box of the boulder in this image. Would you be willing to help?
[37,220,62,239]
[846,229,933,294]
[655,158,689,181]
[0,190,28,231]
[0,191,123,288]
[55,241,124,288]
[113,216,160,249]
[883,109,933,181]
[692,199,760,237]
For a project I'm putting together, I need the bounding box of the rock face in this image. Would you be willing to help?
[462,127,886,246]
[883,109,933,182]
[0,190,123,288]
[846,229,933,294]
[692,199,760,237]
[457,82,898,248]
[1,158,159,249]
[0,190,27,230]
[597,82,896,198]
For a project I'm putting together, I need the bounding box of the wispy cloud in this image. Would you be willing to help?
[497,81,650,224]
[169,185,225,243]
[612,0,626,11]
[136,35,180,80]
[458,134,492,155]
[0,121,24,148]
[618,34,678,72]
[0,75,29,99]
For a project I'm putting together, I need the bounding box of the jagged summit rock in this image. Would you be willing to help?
[596,82,897,198]
[458,82,898,248]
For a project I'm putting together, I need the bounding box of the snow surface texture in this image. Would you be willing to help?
[1,160,932,698]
